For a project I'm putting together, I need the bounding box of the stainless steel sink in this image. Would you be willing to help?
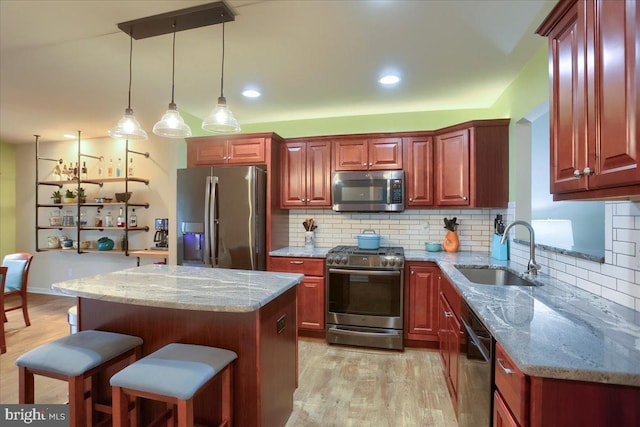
[456,267,537,286]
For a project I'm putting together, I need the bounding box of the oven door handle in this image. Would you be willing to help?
[328,268,401,277]
[328,326,401,337]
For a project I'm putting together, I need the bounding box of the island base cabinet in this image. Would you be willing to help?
[494,391,520,427]
[529,377,640,427]
[77,287,297,427]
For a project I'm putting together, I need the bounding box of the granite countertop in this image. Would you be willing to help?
[271,247,640,387]
[51,264,304,313]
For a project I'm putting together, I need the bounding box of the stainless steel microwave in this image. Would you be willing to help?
[332,170,404,212]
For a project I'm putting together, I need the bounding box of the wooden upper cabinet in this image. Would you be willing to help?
[435,129,470,206]
[435,121,509,208]
[333,137,402,171]
[187,136,265,166]
[281,140,331,208]
[404,136,434,207]
[538,0,640,200]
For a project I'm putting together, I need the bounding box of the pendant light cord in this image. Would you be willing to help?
[127,31,133,110]
[171,23,176,104]
[220,22,225,98]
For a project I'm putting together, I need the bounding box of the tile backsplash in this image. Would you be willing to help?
[288,208,507,252]
[288,201,640,312]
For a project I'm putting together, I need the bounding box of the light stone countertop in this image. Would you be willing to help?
[51,264,304,313]
[270,247,640,387]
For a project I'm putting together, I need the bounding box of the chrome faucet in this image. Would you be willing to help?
[501,220,541,275]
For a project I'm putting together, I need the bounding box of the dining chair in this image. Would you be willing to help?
[0,266,8,354]
[2,252,34,328]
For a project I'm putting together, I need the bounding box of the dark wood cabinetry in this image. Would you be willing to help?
[333,137,402,171]
[434,120,510,208]
[537,0,640,200]
[187,136,265,166]
[437,274,463,413]
[404,263,438,342]
[494,391,520,427]
[403,136,434,207]
[268,256,325,333]
[494,342,528,427]
[281,140,331,208]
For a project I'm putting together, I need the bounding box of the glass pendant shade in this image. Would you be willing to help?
[153,103,192,138]
[109,108,148,140]
[202,96,240,133]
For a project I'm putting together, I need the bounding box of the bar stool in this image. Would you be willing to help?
[110,343,237,427]
[16,330,143,427]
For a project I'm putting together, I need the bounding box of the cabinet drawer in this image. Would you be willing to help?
[269,257,325,276]
[495,342,528,427]
[439,274,462,318]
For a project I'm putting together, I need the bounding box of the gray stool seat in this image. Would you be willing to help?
[110,343,237,400]
[16,330,143,376]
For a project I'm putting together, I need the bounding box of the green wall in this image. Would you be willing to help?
[1,142,16,258]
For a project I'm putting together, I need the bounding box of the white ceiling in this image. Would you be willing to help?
[0,0,555,144]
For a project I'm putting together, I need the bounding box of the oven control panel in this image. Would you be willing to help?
[326,255,404,268]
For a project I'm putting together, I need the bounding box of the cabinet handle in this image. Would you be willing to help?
[411,271,414,275]
[497,358,514,375]
[409,198,413,201]
[369,162,373,166]
[444,312,453,318]
[363,163,367,166]
[583,166,593,176]
[573,169,583,177]
[290,261,304,265]
[463,196,468,201]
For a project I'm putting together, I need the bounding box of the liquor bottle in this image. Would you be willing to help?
[81,161,87,180]
[129,208,137,227]
[95,209,103,227]
[98,157,104,177]
[61,163,68,180]
[73,162,78,179]
[128,158,134,176]
[54,163,62,181]
[116,158,122,177]
[104,211,113,227]
[67,161,74,180]
[108,159,113,177]
[117,207,125,227]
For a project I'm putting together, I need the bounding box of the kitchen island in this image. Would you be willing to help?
[52,264,304,427]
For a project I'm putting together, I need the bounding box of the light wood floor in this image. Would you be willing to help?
[1,294,458,427]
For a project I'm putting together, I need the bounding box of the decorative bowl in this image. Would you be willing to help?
[97,237,114,251]
[115,192,132,202]
[425,242,442,252]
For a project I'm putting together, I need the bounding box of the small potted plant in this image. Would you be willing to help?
[76,187,87,203]
[64,189,76,203]
[51,190,62,204]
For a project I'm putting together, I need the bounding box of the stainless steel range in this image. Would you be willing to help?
[325,245,404,350]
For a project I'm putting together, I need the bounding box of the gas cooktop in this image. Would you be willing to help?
[326,245,404,269]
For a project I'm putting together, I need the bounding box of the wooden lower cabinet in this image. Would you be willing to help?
[439,292,461,410]
[494,391,520,427]
[404,263,439,343]
[268,256,325,333]
[494,341,640,427]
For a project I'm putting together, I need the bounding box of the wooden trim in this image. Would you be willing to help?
[552,184,640,201]
[536,0,580,36]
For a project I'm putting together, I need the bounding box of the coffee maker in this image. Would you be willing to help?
[154,218,169,249]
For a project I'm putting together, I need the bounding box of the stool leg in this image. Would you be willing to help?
[176,399,194,427]
[68,375,85,427]
[221,364,233,427]
[112,386,130,427]
[18,366,34,404]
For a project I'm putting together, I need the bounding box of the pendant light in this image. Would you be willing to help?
[153,24,192,138]
[202,22,240,133]
[109,31,148,140]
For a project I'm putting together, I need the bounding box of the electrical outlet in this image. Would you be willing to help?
[422,223,429,231]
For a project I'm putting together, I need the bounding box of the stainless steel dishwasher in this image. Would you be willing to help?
[458,302,494,427]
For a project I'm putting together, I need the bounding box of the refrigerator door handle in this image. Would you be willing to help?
[210,175,219,267]
[203,176,213,266]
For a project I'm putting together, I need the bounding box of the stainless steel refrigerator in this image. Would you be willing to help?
[177,166,266,270]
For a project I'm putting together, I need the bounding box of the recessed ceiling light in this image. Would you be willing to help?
[242,89,261,98]
[379,75,401,85]
[63,134,76,139]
